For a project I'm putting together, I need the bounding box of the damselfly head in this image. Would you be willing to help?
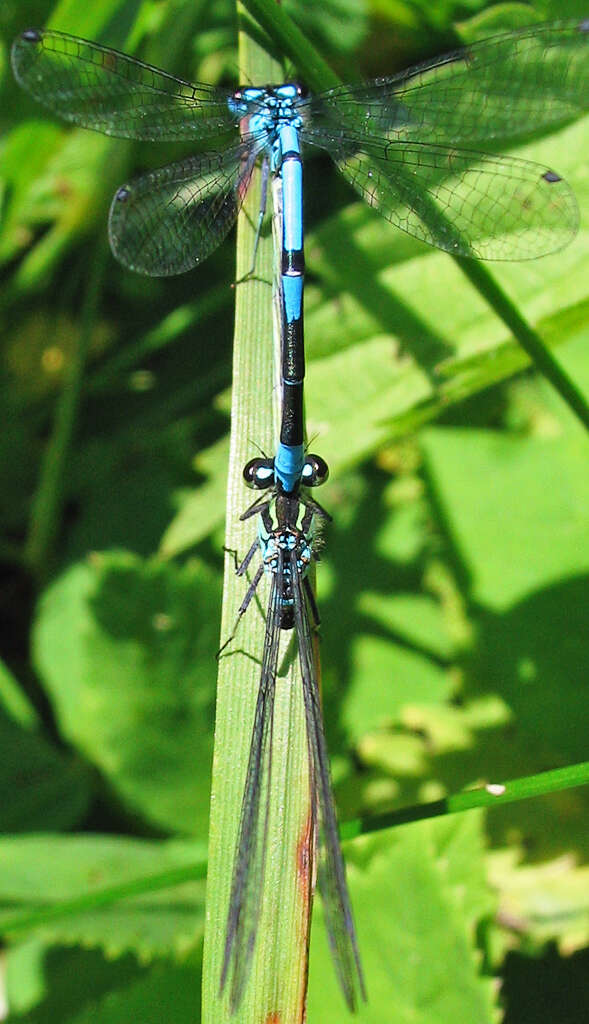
[243,457,274,489]
[243,453,328,490]
[302,454,329,487]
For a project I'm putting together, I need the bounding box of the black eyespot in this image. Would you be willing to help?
[302,454,329,487]
[21,29,41,43]
[542,170,561,184]
[243,457,274,489]
[115,186,131,204]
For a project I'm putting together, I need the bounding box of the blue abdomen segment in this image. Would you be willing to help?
[274,441,305,494]
[280,125,303,253]
[282,274,303,324]
[283,160,302,252]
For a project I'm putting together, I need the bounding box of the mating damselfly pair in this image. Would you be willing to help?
[12,17,589,1012]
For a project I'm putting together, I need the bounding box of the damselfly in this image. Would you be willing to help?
[14,21,588,489]
[219,447,366,1012]
[11,20,589,284]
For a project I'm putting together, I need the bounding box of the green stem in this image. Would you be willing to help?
[202,8,312,1022]
[342,759,589,840]
[24,243,107,579]
[455,258,589,428]
[241,0,589,431]
[241,0,339,91]
[0,862,207,937]
[3,761,587,941]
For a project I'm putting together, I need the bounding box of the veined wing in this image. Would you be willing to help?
[221,567,282,1012]
[300,19,589,146]
[11,28,236,141]
[292,551,365,1012]
[108,140,261,275]
[301,130,578,260]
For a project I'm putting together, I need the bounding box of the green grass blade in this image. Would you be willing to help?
[343,759,589,840]
[455,257,589,431]
[202,11,314,1023]
[242,0,339,92]
[24,241,108,580]
[0,862,207,937]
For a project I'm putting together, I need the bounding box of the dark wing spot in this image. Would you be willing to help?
[542,170,562,184]
[21,28,41,43]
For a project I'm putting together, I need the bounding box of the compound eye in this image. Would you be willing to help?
[243,457,274,489]
[302,454,329,487]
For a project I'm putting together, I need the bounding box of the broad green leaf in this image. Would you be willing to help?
[420,422,589,611]
[3,3,589,1021]
[359,592,455,661]
[66,417,205,561]
[340,633,453,739]
[308,814,497,1023]
[458,2,555,40]
[0,834,205,959]
[419,415,589,849]
[32,552,220,834]
[477,575,588,764]
[67,961,201,1024]
[5,943,148,1021]
[5,945,198,1024]
[315,460,456,770]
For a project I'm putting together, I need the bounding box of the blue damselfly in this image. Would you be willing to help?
[13,20,589,488]
[219,447,365,1010]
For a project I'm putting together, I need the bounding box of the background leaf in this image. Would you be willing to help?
[0,834,205,958]
[33,552,220,834]
[309,815,497,1023]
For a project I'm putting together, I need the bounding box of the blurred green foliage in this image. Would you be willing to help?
[0,0,588,1021]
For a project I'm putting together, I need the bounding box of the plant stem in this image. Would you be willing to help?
[202,7,312,1022]
[342,759,589,840]
[24,243,107,580]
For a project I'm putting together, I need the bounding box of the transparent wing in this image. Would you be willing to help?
[11,28,236,141]
[108,140,260,275]
[221,569,282,1012]
[300,19,589,145]
[292,553,365,1012]
[302,131,578,260]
